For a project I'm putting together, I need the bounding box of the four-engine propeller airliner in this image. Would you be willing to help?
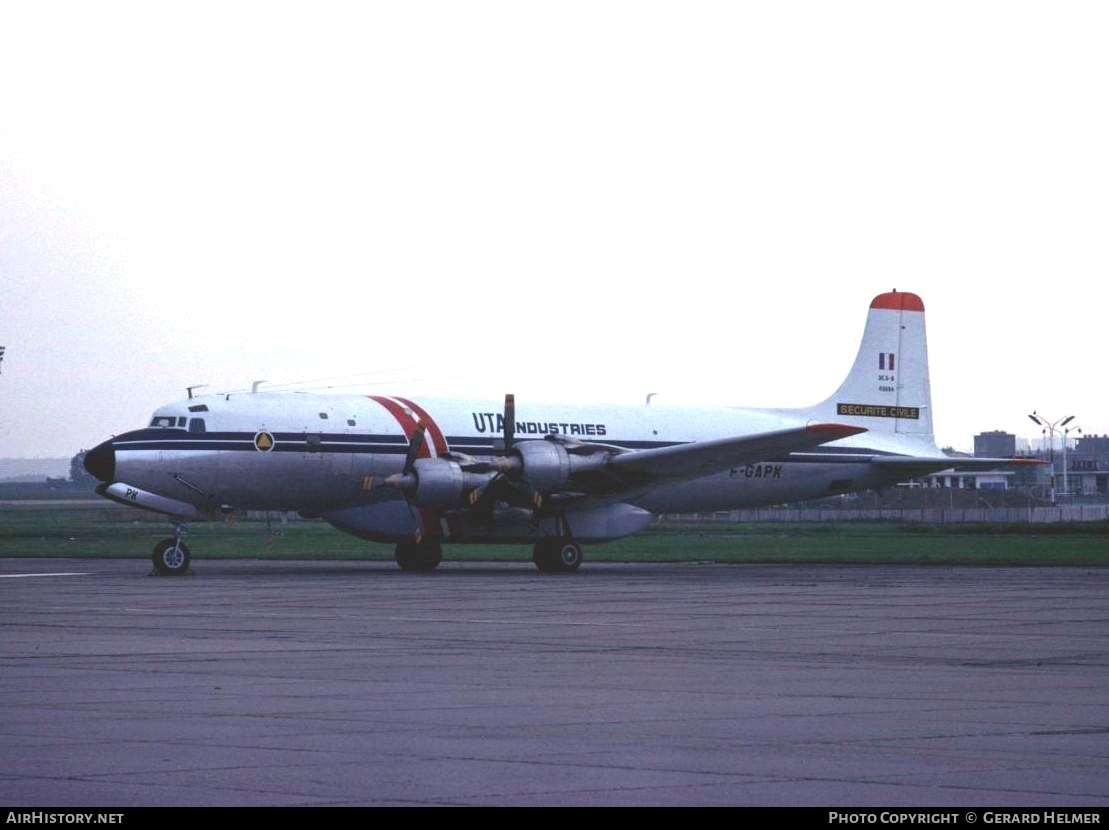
[84,290,1014,575]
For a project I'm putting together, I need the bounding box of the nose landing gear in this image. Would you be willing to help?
[152,525,191,576]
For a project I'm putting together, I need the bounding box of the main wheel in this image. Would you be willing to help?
[152,538,191,576]
[532,539,583,573]
[395,541,443,572]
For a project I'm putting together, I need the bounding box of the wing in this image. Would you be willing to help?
[605,423,866,482]
[408,423,867,514]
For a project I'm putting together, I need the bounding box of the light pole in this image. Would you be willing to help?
[1062,423,1082,497]
[1028,411,1075,503]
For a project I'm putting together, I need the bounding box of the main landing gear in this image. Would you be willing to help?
[152,525,191,576]
[532,538,583,573]
[394,540,443,572]
[532,513,583,573]
[391,538,583,572]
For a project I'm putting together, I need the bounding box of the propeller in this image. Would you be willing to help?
[467,395,513,523]
[468,393,547,522]
[382,421,429,545]
[404,422,429,541]
[382,395,550,530]
[382,422,427,494]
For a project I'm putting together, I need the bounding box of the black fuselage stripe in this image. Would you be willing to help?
[110,431,901,463]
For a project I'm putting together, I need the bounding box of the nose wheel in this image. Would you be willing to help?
[152,526,191,576]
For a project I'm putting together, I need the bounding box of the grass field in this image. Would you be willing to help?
[2,504,1108,566]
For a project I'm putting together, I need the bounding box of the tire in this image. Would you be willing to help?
[533,539,582,573]
[152,538,191,576]
[532,540,557,572]
[555,540,583,571]
[395,541,443,572]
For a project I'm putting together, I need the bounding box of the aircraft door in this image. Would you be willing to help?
[299,410,356,508]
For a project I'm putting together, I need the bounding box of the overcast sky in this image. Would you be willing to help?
[1,1,1106,458]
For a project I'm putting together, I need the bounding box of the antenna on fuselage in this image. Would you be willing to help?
[186,385,207,400]
[645,392,658,405]
[252,380,269,393]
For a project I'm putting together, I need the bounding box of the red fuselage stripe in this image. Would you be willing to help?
[366,395,448,539]
[368,396,421,443]
[393,396,450,456]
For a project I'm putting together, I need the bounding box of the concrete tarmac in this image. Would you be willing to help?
[1,557,1107,806]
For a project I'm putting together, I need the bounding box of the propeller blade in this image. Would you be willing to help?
[404,423,426,473]
[503,393,515,454]
[468,479,489,507]
[467,474,500,525]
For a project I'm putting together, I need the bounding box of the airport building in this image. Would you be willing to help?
[1062,433,1109,497]
[974,430,1016,458]
[920,430,1109,498]
[912,432,1027,491]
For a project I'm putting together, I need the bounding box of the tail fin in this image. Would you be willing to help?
[801,290,934,440]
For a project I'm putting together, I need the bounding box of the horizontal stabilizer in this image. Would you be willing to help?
[870,456,1044,479]
[608,423,866,481]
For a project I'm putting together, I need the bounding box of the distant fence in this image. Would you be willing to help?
[13,498,1109,526]
[672,505,1109,524]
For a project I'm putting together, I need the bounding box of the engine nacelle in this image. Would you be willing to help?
[511,439,606,491]
[512,440,570,491]
[408,458,464,506]
[407,458,490,507]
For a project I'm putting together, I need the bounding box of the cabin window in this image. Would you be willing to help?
[347,419,356,427]
[188,418,207,434]
[318,412,329,420]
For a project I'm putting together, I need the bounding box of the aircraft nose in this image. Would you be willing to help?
[84,440,116,482]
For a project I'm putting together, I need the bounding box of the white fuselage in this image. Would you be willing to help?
[94,391,931,543]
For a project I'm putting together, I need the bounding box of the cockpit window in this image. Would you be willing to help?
[188,418,206,434]
[149,415,189,429]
